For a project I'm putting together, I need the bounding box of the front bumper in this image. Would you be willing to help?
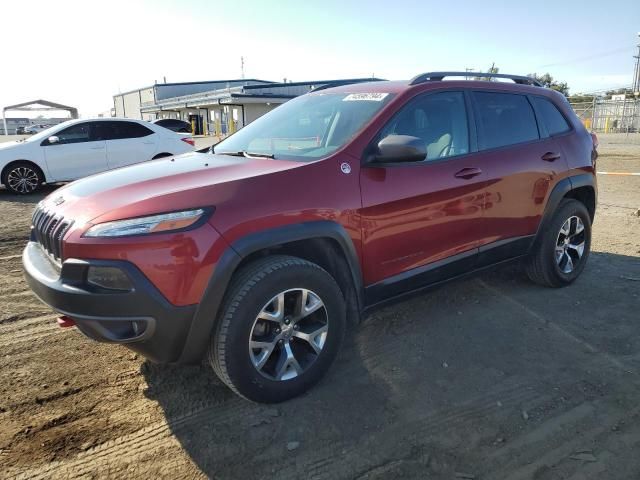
[22,241,196,363]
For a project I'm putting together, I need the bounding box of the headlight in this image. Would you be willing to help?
[84,209,208,238]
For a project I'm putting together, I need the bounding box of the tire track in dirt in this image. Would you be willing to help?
[275,382,548,480]
[9,398,253,479]
[484,402,640,479]
[0,314,56,332]
[9,381,535,479]
[0,324,61,349]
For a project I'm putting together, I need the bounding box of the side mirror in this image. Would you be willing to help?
[47,135,60,145]
[373,135,426,163]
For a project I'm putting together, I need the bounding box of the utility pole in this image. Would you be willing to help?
[633,33,640,96]
[465,67,474,80]
[241,56,245,79]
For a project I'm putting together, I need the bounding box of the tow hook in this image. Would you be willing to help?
[57,316,76,328]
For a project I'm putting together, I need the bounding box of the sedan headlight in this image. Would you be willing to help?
[84,208,208,238]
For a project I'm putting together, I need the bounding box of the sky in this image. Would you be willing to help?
[2,0,639,117]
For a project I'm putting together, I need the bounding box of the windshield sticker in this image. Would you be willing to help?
[343,93,388,102]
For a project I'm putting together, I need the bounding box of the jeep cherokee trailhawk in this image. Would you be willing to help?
[23,72,597,402]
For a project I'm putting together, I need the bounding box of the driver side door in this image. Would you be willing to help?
[359,90,487,303]
[42,122,108,181]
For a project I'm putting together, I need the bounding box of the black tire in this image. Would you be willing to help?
[525,199,591,287]
[2,161,44,195]
[208,255,346,403]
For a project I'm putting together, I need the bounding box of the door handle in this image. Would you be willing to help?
[454,167,482,179]
[90,146,105,150]
[541,152,561,162]
[142,141,155,144]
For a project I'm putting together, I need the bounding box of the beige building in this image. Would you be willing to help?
[113,78,378,136]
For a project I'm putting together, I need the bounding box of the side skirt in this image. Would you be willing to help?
[364,235,534,313]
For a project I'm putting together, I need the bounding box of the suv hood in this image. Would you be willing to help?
[40,152,303,226]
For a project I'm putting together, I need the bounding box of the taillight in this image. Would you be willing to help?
[181,137,195,147]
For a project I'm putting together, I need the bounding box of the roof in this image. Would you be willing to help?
[3,99,78,112]
[115,79,275,97]
[243,78,382,90]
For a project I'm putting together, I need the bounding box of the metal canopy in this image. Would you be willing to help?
[2,99,78,135]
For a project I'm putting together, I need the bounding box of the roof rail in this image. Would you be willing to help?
[311,77,385,92]
[409,71,542,87]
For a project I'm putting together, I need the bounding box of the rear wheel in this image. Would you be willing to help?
[2,162,43,195]
[208,255,346,403]
[525,199,591,287]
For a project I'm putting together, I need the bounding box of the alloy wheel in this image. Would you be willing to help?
[7,167,39,194]
[555,215,586,274]
[249,288,329,381]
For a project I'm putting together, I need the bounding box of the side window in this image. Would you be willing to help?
[108,121,154,140]
[531,96,571,136]
[473,92,539,150]
[53,123,92,144]
[380,91,469,160]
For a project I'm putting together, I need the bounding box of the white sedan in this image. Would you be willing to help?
[0,118,195,194]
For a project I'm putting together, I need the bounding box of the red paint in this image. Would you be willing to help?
[37,79,595,306]
[57,316,76,328]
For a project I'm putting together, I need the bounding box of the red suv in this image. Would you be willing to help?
[23,72,597,402]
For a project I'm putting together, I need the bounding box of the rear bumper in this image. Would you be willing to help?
[22,241,196,363]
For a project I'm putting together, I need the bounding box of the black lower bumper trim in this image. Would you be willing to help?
[23,242,196,363]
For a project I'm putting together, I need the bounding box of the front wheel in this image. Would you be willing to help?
[2,162,43,195]
[525,199,592,287]
[208,255,346,403]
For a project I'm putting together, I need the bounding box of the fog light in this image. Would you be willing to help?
[87,266,132,291]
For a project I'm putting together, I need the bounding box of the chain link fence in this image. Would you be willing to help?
[570,98,640,133]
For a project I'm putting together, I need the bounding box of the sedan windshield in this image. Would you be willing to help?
[214,92,394,161]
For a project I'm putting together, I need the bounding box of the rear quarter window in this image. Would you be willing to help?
[473,92,539,150]
[531,96,571,136]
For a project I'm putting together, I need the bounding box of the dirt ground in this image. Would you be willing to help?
[0,137,639,479]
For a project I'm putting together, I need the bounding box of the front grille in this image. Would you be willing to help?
[31,206,73,262]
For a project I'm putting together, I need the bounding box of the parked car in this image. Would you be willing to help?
[16,126,27,135]
[24,124,51,134]
[0,118,195,194]
[153,118,193,133]
[23,72,597,403]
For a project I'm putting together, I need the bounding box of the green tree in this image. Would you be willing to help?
[527,73,570,96]
[474,63,499,81]
[604,88,634,99]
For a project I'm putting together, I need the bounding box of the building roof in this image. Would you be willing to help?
[116,79,275,97]
[138,78,387,112]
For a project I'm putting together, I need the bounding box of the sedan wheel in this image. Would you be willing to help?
[5,165,42,194]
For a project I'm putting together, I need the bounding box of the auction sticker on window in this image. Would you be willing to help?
[343,93,389,101]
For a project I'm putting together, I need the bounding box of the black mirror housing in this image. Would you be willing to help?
[373,135,426,163]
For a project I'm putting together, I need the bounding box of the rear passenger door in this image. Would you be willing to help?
[101,121,158,169]
[470,90,567,262]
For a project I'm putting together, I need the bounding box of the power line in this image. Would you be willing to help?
[536,47,634,69]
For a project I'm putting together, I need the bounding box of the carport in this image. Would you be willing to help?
[2,99,78,135]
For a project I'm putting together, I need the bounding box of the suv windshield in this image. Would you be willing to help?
[214,92,394,161]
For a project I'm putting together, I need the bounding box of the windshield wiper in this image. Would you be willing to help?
[217,150,275,159]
